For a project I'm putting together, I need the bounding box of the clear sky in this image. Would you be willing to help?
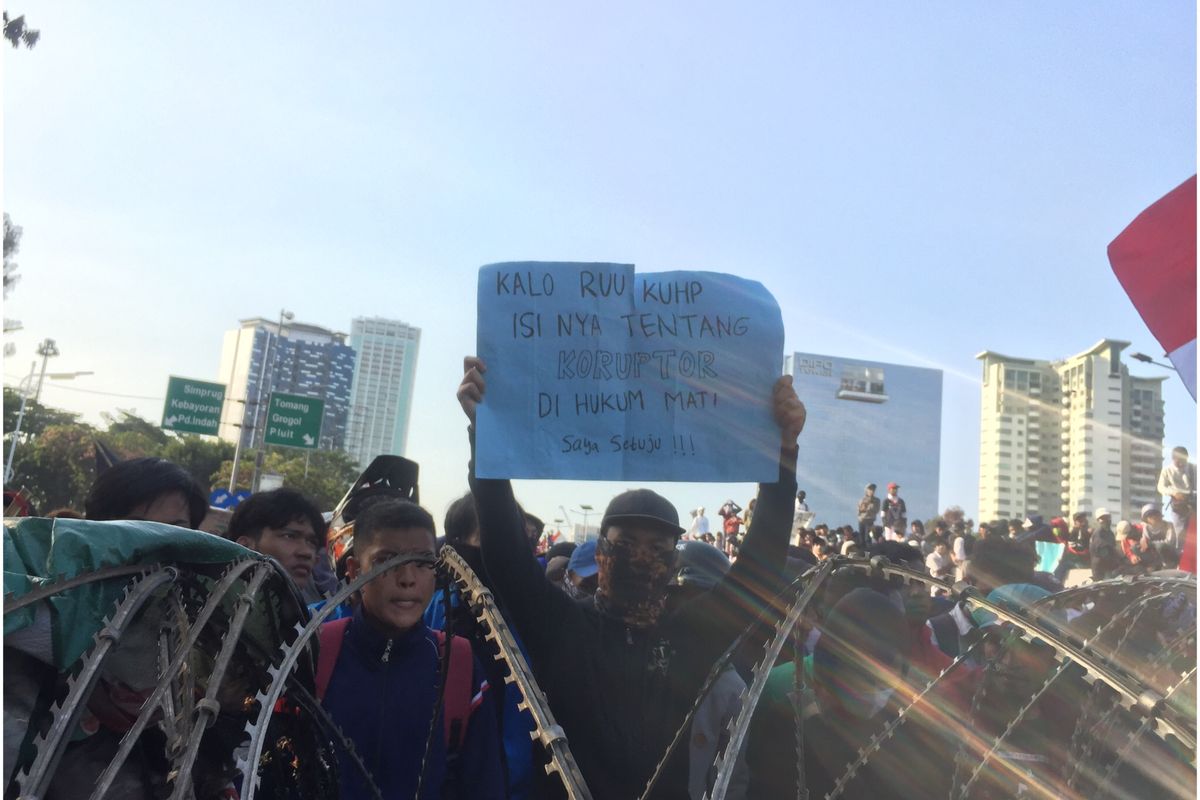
[4,1,1196,530]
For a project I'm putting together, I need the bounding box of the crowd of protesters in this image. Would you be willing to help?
[3,361,1195,800]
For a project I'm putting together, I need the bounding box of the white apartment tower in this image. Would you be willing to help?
[977,340,1165,523]
[345,317,421,467]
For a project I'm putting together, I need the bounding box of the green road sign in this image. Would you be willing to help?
[162,376,226,436]
[263,392,324,449]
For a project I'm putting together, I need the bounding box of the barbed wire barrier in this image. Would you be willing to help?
[4,521,1195,800]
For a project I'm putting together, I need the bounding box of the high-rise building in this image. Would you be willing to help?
[783,352,944,527]
[217,318,356,451]
[345,317,421,467]
[976,339,1165,523]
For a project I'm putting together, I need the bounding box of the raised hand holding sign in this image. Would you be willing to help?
[471,262,786,482]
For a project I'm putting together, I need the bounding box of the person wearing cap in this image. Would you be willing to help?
[856,483,881,547]
[1089,509,1120,581]
[1117,519,1160,574]
[562,539,600,600]
[802,588,953,799]
[457,355,806,799]
[964,581,1084,798]
[881,481,906,539]
[1141,502,1179,565]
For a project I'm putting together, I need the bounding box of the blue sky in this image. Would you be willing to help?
[4,1,1195,528]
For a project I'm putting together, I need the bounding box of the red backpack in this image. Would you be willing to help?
[314,617,475,750]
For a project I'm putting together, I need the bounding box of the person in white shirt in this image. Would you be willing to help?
[950,522,970,581]
[1158,446,1196,535]
[925,538,954,596]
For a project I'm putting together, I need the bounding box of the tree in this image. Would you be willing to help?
[8,424,97,511]
[213,448,359,510]
[161,435,235,494]
[3,387,81,439]
[100,409,171,459]
[4,214,22,298]
[941,506,966,527]
[3,13,40,49]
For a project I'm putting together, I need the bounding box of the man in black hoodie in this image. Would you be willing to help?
[804,588,951,800]
[457,356,805,799]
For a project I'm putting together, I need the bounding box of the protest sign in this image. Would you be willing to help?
[475,262,785,481]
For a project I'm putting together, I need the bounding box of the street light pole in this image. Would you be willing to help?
[1130,352,1178,371]
[573,503,595,539]
[33,338,60,403]
[4,361,37,485]
[5,360,92,486]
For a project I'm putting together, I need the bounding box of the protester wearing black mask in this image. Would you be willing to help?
[457,356,805,799]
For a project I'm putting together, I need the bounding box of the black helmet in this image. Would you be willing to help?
[675,541,731,591]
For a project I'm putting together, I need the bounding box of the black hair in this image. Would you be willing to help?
[226,488,326,546]
[46,507,83,519]
[967,537,1035,595]
[84,457,207,528]
[443,493,478,546]
[354,499,437,552]
[545,541,577,560]
[869,540,925,569]
[1173,446,1189,457]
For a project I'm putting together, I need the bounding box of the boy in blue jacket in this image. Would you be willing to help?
[319,499,505,799]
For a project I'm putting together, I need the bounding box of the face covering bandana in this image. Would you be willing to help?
[594,536,674,628]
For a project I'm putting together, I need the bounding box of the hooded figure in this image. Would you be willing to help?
[805,588,952,800]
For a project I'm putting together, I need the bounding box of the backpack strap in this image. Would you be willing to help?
[315,617,351,701]
[434,630,478,750]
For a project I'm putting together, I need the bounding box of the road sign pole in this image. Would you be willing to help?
[225,327,245,493]
[250,310,292,493]
[228,426,245,493]
[251,447,267,493]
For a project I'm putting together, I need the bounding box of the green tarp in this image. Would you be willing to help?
[4,516,263,668]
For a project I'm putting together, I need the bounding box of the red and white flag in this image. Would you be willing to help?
[1107,175,1197,400]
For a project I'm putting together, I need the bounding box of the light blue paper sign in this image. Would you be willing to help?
[1035,541,1065,574]
[475,262,785,481]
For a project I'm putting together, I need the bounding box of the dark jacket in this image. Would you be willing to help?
[1089,525,1119,578]
[882,495,907,529]
[857,494,881,523]
[323,608,505,800]
[470,437,797,799]
[424,546,536,800]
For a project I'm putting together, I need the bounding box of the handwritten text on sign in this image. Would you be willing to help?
[475,262,785,481]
